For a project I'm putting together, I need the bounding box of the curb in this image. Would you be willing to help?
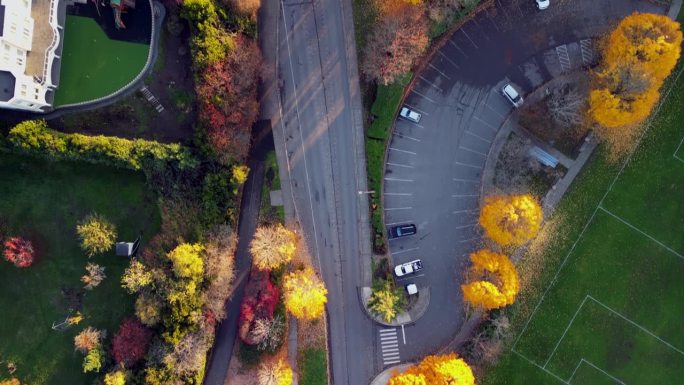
[359,286,431,327]
[369,363,414,385]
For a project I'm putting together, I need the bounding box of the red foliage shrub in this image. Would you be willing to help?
[112,317,153,367]
[3,237,34,268]
[196,34,262,162]
[238,270,280,344]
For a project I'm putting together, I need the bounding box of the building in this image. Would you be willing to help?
[0,0,65,112]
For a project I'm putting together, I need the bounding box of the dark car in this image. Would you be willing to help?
[388,224,417,239]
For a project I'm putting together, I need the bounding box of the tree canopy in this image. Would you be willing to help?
[479,194,543,247]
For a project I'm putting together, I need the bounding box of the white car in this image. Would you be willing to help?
[536,0,550,10]
[394,259,423,277]
[399,106,422,123]
[502,83,524,108]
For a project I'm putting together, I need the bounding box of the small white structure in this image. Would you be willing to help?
[0,0,65,112]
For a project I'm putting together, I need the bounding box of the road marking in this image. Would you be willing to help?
[384,192,413,196]
[580,39,594,66]
[418,74,444,92]
[459,146,488,157]
[391,247,419,255]
[454,223,477,229]
[473,115,498,131]
[384,177,414,182]
[402,103,429,116]
[453,178,479,183]
[427,63,452,80]
[449,40,469,58]
[401,325,406,344]
[486,103,506,119]
[453,209,478,214]
[396,273,424,281]
[459,236,481,243]
[384,207,412,211]
[379,328,401,366]
[411,89,436,103]
[556,44,571,72]
[461,28,479,48]
[387,162,414,169]
[454,161,483,170]
[389,147,417,155]
[452,194,479,198]
[437,50,460,69]
[394,133,421,142]
[465,130,493,144]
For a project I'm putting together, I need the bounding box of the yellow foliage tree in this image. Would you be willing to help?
[388,353,475,385]
[283,267,327,320]
[257,359,293,385]
[368,280,407,322]
[167,243,205,279]
[250,224,297,270]
[479,194,543,247]
[104,370,126,385]
[231,164,250,185]
[461,249,520,310]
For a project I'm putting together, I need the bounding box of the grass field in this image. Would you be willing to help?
[483,47,684,385]
[54,16,149,106]
[0,153,159,385]
[299,348,328,385]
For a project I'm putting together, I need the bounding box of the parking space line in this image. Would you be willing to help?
[459,146,488,157]
[473,115,498,132]
[454,223,477,230]
[384,177,414,182]
[384,192,413,196]
[396,273,424,281]
[394,133,421,142]
[387,162,414,169]
[391,247,419,255]
[465,130,493,144]
[427,63,452,80]
[485,103,506,119]
[452,194,479,198]
[384,207,412,211]
[453,178,479,183]
[389,147,417,155]
[460,29,479,49]
[459,236,481,243]
[411,89,436,103]
[453,209,478,214]
[454,161,483,170]
[418,74,444,92]
[449,40,469,58]
[486,12,501,32]
[437,50,460,69]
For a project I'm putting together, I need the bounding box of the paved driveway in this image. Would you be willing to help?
[381,0,667,366]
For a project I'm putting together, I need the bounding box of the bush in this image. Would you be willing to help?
[6,120,198,171]
[3,237,34,268]
[238,270,281,345]
[77,213,117,257]
[83,345,105,373]
[112,318,153,367]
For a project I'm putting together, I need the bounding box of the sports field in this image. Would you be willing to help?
[54,15,149,106]
[483,39,684,385]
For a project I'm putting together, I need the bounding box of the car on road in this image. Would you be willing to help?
[388,223,417,239]
[399,106,422,123]
[502,83,524,108]
[536,0,550,10]
[394,259,423,277]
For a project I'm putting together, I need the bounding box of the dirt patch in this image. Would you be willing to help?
[49,9,196,143]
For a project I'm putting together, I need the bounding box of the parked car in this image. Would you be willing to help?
[394,259,423,277]
[388,223,417,239]
[536,0,550,10]
[405,283,418,295]
[502,83,524,108]
[399,106,422,123]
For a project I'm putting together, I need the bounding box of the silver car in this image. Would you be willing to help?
[399,106,422,123]
[502,84,524,108]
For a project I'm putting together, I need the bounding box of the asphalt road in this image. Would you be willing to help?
[273,0,376,384]
[382,0,667,367]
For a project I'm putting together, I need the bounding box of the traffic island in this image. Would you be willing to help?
[359,286,431,326]
[369,363,414,385]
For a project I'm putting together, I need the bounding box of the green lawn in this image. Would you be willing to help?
[483,47,684,385]
[299,348,328,385]
[0,153,159,385]
[54,16,149,106]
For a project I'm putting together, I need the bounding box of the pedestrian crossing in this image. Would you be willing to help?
[139,86,165,113]
[580,38,594,66]
[555,44,571,72]
[379,328,401,366]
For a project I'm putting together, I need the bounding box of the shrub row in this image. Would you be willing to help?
[4,120,198,171]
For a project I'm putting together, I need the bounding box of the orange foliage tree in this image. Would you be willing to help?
[388,353,475,385]
[479,194,543,247]
[589,13,682,131]
[461,249,520,310]
[282,267,328,320]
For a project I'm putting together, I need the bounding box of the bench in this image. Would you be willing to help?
[529,146,559,168]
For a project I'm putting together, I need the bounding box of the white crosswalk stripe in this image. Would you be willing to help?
[556,45,571,72]
[580,39,594,66]
[379,328,401,366]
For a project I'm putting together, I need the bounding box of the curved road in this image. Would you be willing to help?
[382,0,667,367]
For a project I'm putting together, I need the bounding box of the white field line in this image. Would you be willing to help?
[544,296,589,368]
[579,360,626,385]
[599,206,684,260]
[511,61,684,366]
[674,135,684,162]
[510,350,570,384]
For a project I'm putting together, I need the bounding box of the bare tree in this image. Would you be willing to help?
[547,84,584,128]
